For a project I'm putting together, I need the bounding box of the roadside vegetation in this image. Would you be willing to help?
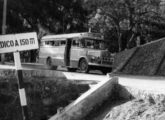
[0,76,89,120]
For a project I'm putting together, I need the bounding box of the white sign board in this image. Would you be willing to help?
[0,32,38,53]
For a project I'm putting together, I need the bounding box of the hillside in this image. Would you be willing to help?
[113,37,165,76]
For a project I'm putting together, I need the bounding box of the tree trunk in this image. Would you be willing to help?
[118,33,122,52]
[127,33,135,48]
[116,24,122,52]
[1,0,7,64]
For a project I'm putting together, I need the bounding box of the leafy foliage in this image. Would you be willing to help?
[86,0,165,51]
[0,0,89,62]
[0,0,88,34]
[0,77,89,120]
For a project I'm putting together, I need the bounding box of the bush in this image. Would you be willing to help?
[0,77,89,120]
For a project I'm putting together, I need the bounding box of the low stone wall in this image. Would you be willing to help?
[117,85,165,103]
[112,75,165,103]
[0,69,66,79]
[49,77,118,120]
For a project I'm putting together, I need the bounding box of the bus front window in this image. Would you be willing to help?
[72,39,80,47]
[80,38,107,50]
[80,39,86,48]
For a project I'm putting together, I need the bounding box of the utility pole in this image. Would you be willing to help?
[1,0,7,64]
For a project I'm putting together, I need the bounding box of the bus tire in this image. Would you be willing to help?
[46,57,57,70]
[79,59,89,73]
[46,57,52,69]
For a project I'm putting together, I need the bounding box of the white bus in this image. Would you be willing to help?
[39,32,114,74]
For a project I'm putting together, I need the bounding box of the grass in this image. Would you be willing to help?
[0,77,89,120]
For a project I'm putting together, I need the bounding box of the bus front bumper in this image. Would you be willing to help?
[88,62,113,68]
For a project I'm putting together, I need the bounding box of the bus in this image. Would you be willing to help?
[39,32,114,74]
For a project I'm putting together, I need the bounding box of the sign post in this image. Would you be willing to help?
[14,52,29,120]
[1,0,7,64]
[0,32,38,120]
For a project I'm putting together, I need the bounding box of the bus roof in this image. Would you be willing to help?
[41,32,104,41]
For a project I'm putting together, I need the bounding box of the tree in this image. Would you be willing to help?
[86,0,165,52]
[0,0,88,62]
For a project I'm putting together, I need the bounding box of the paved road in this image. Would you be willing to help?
[2,62,103,74]
[2,63,165,92]
[63,72,108,82]
[116,75,165,93]
[0,62,108,85]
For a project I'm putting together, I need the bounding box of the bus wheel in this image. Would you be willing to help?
[79,59,89,73]
[46,58,57,70]
[46,58,53,69]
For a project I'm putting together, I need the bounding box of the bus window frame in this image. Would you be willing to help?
[42,39,67,47]
[80,38,109,50]
[72,38,81,47]
[60,40,66,46]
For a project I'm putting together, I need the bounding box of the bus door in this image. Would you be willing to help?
[64,39,72,66]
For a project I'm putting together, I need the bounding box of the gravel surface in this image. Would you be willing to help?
[103,98,165,120]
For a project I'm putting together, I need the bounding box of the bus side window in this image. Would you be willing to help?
[80,39,85,48]
[40,41,45,46]
[49,41,54,46]
[54,41,59,46]
[45,41,54,46]
[60,40,66,46]
[45,41,49,45]
[72,39,80,47]
[86,40,94,48]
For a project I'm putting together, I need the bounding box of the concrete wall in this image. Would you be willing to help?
[112,75,165,102]
[49,74,165,120]
[119,86,165,103]
[0,69,66,79]
[49,76,118,120]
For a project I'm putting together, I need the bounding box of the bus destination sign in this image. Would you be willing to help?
[0,32,38,54]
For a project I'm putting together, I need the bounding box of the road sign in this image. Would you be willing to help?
[0,32,38,120]
[0,32,38,53]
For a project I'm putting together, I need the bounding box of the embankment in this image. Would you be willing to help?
[113,37,165,76]
[102,75,165,120]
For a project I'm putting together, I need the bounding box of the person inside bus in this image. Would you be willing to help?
[99,42,105,49]
[94,41,99,49]
[87,42,94,48]
[72,40,79,47]
[54,41,59,46]
[49,41,54,46]
[80,39,86,48]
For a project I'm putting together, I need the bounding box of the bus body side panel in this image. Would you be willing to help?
[52,46,65,66]
[70,47,88,68]
[39,47,49,64]
[39,46,65,66]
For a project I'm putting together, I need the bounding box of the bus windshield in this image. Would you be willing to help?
[80,38,108,50]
